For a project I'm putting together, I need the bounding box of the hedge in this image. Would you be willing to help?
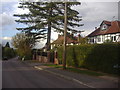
[57,43,119,74]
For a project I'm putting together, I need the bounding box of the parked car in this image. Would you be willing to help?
[3,57,8,60]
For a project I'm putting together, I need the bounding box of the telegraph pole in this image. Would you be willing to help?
[63,2,67,69]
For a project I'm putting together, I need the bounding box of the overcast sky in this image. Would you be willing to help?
[0,0,119,48]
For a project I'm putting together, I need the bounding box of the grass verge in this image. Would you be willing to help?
[44,64,63,68]
[66,67,104,76]
[24,60,41,63]
[44,64,104,76]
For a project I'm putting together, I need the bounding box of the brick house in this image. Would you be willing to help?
[88,20,120,44]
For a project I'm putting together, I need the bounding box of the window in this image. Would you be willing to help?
[97,36,101,42]
[111,36,113,41]
[114,36,116,41]
[92,39,94,43]
[101,24,108,30]
[90,38,94,43]
[98,37,101,42]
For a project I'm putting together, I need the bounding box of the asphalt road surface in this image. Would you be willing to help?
[2,58,89,88]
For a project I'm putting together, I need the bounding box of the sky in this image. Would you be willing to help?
[0,0,119,48]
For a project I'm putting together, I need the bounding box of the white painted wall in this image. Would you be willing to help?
[88,33,120,44]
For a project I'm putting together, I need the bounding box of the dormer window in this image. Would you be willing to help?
[101,24,108,30]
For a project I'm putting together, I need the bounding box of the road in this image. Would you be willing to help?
[2,58,89,88]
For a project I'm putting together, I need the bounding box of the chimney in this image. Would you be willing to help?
[95,27,97,30]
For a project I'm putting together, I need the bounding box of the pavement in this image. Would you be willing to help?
[24,61,119,88]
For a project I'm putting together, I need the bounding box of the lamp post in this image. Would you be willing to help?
[63,1,67,69]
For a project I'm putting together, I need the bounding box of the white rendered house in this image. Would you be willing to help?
[88,20,120,44]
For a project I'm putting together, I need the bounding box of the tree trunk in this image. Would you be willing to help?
[47,22,51,51]
[63,2,67,69]
[46,7,52,51]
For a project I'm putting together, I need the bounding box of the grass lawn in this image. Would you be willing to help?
[44,64,105,76]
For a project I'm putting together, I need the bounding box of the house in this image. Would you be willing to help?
[87,20,120,44]
[51,33,79,49]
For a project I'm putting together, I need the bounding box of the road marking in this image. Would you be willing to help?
[34,66,95,88]
[72,78,95,88]
[34,66,43,70]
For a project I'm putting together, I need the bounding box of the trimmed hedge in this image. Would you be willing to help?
[57,43,119,74]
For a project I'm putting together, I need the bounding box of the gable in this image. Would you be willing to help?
[88,20,120,37]
[100,24,108,30]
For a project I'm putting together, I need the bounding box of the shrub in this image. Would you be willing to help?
[3,47,16,59]
[83,43,119,74]
[57,43,119,74]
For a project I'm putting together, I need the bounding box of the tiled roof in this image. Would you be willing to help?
[100,20,111,26]
[88,20,120,37]
[52,35,78,44]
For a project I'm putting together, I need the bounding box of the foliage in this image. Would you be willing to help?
[12,32,35,60]
[14,1,83,51]
[57,43,119,74]
[2,47,16,59]
[78,36,88,44]
[83,43,119,74]
[5,42,10,48]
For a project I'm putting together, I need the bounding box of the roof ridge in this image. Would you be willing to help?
[103,20,111,22]
[88,20,120,37]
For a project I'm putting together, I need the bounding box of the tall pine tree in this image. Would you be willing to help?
[14,1,83,51]
[5,42,10,48]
